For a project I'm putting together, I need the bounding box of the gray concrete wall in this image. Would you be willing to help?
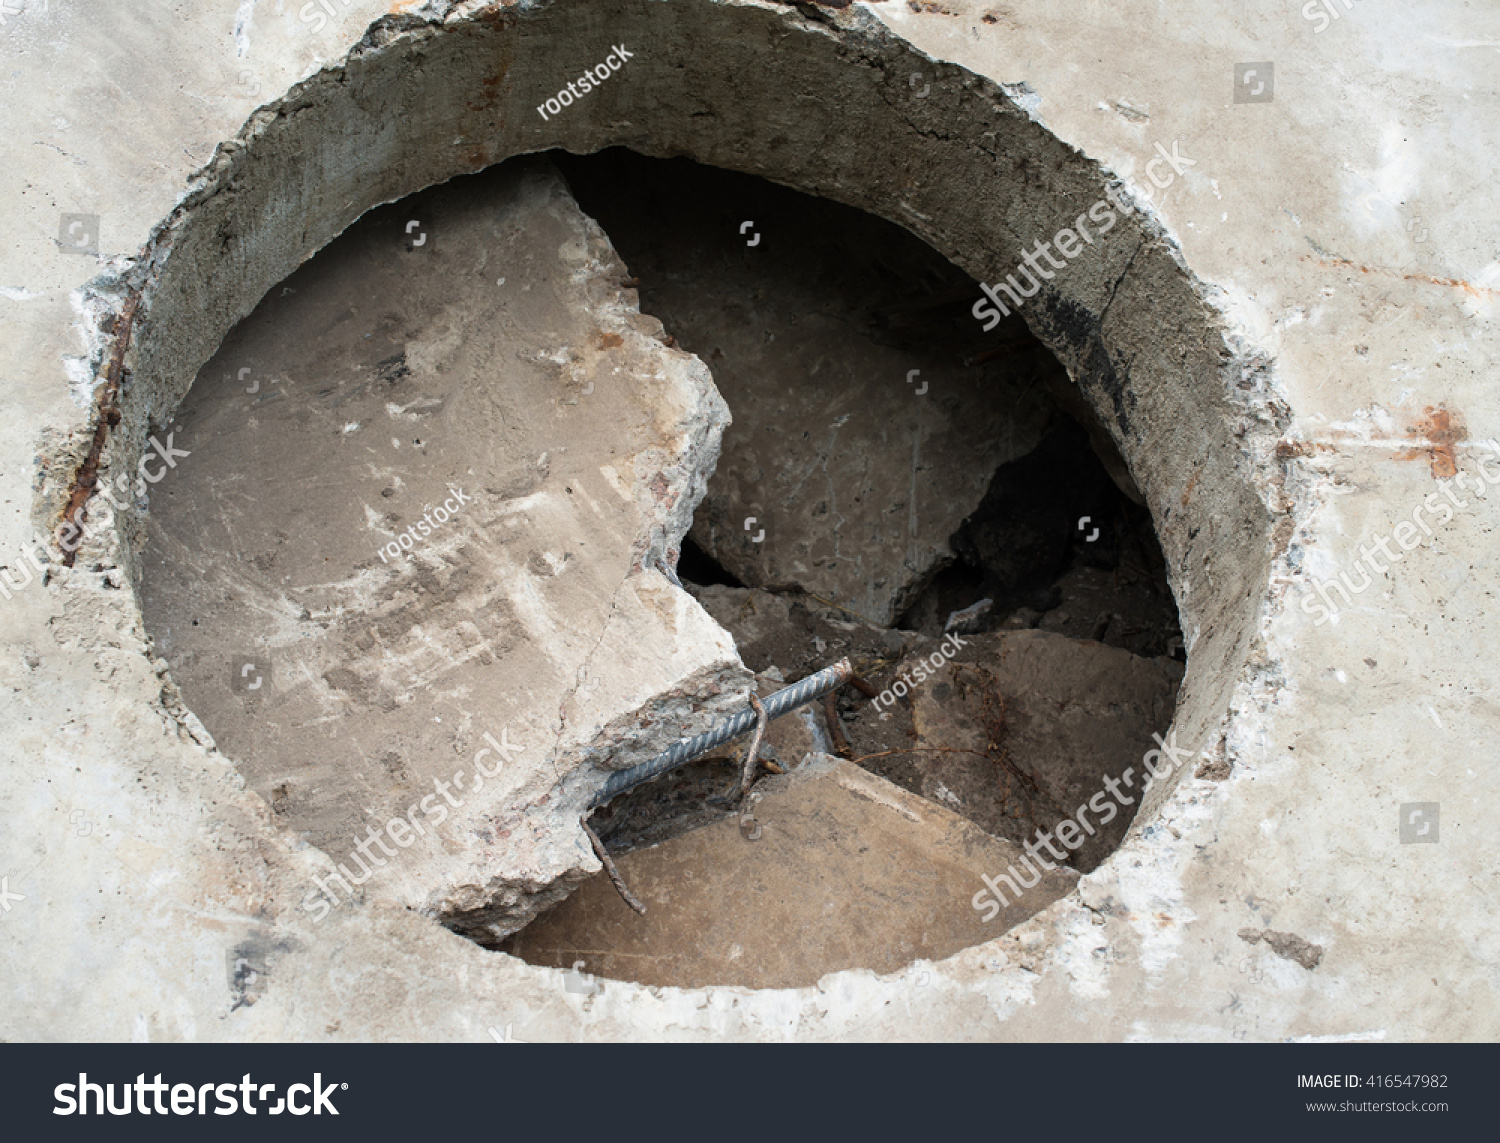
[1,0,1495,1040]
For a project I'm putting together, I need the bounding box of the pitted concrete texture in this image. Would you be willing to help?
[135,157,749,940]
[1,0,1497,1041]
[507,753,1077,990]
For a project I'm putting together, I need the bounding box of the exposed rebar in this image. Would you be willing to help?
[580,814,646,915]
[588,657,852,808]
[735,693,770,803]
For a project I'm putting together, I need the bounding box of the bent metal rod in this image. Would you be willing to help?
[588,657,853,809]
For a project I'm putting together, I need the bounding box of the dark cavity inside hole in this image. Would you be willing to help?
[674,535,743,589]
[499,151,1184,989]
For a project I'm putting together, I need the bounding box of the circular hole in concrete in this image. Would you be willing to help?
[139,147,1185,991]
[95,2,1278,1010]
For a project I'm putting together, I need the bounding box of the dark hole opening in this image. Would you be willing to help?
[675,535,744,589]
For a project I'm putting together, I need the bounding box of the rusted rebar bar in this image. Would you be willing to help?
[580,814,646,916]
[60,291,142,567]
[735,694,769,803]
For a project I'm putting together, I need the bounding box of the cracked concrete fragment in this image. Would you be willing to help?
[139,157,751,939]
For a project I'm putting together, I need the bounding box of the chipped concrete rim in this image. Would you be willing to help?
[8,0,1312,1039]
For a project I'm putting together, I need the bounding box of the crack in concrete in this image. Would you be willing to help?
[552,562,635,779]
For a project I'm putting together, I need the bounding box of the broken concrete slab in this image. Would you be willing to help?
[507,753,1078,989]
[137,157,752,940]
[847,628,1182,873]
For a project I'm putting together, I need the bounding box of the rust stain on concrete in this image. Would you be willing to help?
[1308,254,1500,299]
[60,291,142,567]
[1407,404,1466,479]
[1179,466,1201,508]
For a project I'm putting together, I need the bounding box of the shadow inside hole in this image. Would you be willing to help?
[675,535,743,588]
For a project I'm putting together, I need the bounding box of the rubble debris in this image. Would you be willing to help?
[1239,928,1325,971]
[945,597,993,634]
